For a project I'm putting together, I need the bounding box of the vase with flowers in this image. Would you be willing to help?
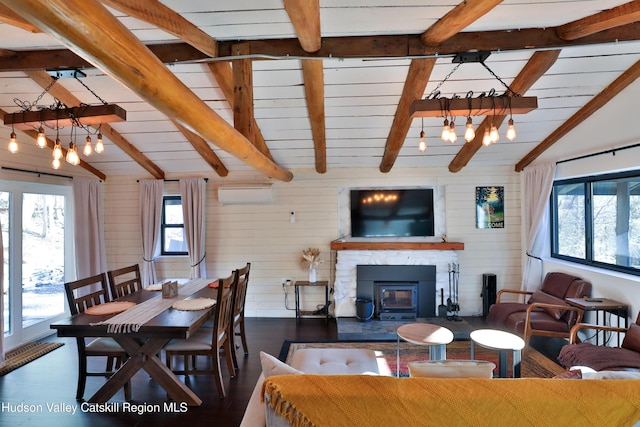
[301,247,322,283]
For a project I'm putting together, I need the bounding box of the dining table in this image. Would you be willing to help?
[50,277,218,406]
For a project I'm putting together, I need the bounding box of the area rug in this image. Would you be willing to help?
[0,342,64,376]
[280,340,565,378]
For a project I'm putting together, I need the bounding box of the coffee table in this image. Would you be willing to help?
[396,323,454,377]
[470,328,525,378]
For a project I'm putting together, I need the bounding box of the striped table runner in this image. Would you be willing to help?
[93,278,212,333]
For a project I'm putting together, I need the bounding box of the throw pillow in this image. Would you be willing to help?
[260,351,303,377]
[528,290,567,320]
[622,323,640,353]
[408,360,495,378]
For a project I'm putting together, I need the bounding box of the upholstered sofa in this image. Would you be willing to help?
[486,272,591,344]
[242,346,640,427]
[262,374,640,426]
[558,312,640,372]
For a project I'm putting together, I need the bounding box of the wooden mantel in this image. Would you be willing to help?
[330,241,464,251]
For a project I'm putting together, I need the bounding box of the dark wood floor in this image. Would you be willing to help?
[0,318,337,427]
[0,317,565,427]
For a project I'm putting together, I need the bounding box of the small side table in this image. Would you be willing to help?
[294,280,330,323]
[470,329,525,378]
[396,323,454,377]
[566,297,629,345]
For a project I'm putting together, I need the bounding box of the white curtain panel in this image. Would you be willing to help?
[73,177,108,279]
[521,162,557,292]
[139,179,163,286]
[180,178,207,279]
[0,216,4,363]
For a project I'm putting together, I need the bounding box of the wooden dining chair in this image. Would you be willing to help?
[107,264,142,299]
[164,271,239,398]
[64,273,131,401]
[231,263,251,371]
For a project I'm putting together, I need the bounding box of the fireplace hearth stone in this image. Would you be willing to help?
[337,317,480,341]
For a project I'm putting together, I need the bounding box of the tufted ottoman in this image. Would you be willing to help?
[240,348,382,427]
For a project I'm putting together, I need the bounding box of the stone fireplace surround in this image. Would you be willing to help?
[333,185,461,318]
[331,243,461,318]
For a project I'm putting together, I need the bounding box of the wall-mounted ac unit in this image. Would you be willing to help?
[217,184,273,205]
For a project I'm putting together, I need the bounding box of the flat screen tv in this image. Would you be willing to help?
[350,188,434,238]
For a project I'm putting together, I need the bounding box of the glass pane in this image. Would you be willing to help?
[164,227,188,253]
[22,193,65,327]
[0,191,8,336]
[592,179,640,269]
[164,199,184,225]
[592,181,621,265]
[555,183,586,259]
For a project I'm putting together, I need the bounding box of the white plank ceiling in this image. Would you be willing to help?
[0,0,638,180]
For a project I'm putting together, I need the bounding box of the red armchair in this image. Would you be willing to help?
[486,272,592,346]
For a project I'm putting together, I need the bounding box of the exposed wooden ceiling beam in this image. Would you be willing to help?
[380,58,436,173]
[421,0,503,46]
[101,0,218,58]
[232,43,256,154]
[0,44,206,72]
[2,23,640,72]
[25,70,165,179]
[5,0,292,181]
[283,0,322,53]
[206,61,274,162]
[284,0,326,173]
[448,50,561,173]
[0,4,40,33]
[0,108,107,180]
[516,59,640,172]
[171,120,228,177]
[556,1,640,41]
[302,60,326,173]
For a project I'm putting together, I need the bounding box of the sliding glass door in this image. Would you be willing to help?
[1,180,74,350]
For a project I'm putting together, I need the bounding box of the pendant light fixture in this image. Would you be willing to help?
[418,118,426,152]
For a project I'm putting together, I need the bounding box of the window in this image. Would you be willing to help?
[161,196,187,256]
[551,170,640,275]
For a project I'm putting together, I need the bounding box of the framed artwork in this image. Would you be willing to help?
[476,186,504,229]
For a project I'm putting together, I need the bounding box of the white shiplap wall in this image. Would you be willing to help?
[103,165,522,317]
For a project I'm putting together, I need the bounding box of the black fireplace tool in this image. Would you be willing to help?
[438,288,447,317]
[447,262,462,322]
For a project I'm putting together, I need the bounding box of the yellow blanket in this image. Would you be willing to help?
[263,375,640,427]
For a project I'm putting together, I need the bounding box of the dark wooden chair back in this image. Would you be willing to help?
[64,273,111,314]
[107,264,142,299]
[234,263,251,324]
[213,271,238,352]
[63,273,130,400]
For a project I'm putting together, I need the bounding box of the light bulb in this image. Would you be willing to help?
[8,132,18,153]
[448,122,457,143]
[482,128,492,146]
[36,127,47,148]
[418,130,426,152]
[66,142,80,166]
[52,138,63,160]
[83,135,93,156]
[464,117,475,142]
[94,133,104,153]
[52,158,61,170]
[440,119,450,142]
[506,118,516,141]
[489,124,499,143]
